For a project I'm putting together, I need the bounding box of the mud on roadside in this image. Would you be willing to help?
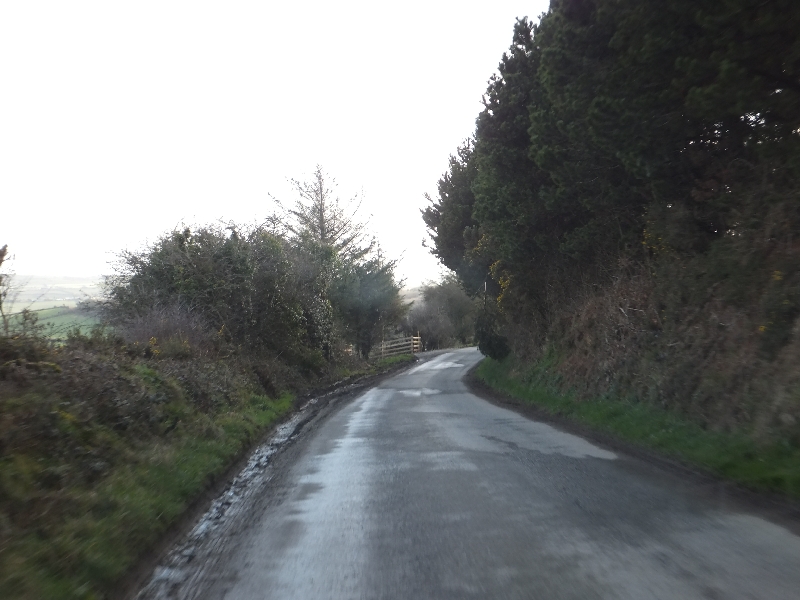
[120,358,419,600]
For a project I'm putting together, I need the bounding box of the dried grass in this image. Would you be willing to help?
[509,261,800,444]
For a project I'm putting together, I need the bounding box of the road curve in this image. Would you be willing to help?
[157,348,800,599]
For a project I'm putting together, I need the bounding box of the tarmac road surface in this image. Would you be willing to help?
[143,348,800,600]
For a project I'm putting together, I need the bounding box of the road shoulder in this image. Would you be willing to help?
[465,361,800,536]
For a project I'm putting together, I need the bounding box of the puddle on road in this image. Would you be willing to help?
[419,450,480,472]
[398,387,441,397]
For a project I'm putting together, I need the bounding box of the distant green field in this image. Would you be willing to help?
[9,306,101,338]
[20,299,83,311]
[6,275,102,313]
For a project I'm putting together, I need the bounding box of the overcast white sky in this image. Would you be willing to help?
[1,1,550,287]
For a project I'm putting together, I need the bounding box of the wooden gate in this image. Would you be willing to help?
[378,336,422,358]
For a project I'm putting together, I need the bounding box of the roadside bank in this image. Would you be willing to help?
[469,356,800,506]
[0,334,415,600]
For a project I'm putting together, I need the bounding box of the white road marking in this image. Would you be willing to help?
[407,353,464,374]
[398,388,441,397]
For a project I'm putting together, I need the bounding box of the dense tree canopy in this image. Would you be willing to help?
[425,0,800,358]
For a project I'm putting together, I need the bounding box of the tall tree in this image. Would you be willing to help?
[276,167,407,358]
[421,141,488,295]
[277,165,372,261]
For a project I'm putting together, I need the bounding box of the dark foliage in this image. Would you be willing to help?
[425,0,800,434]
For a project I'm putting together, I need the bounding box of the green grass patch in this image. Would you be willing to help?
[476,356,800,498]
[0,380,293,600]
[39,307,100,339]
[373,353,416,369]
[7,306,100,339]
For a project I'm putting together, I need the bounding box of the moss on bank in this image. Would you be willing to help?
[476,356,800,499]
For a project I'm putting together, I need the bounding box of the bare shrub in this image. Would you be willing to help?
[115,303,216,357]
[406,301,456,350]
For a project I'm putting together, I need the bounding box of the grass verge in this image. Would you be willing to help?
[1,383,294,600]
[1,334,418,600]
[476,356,800,499]
[373,353,416,369]
[0,328,304,600]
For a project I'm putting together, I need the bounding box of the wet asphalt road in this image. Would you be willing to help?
[198,348,800,599]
